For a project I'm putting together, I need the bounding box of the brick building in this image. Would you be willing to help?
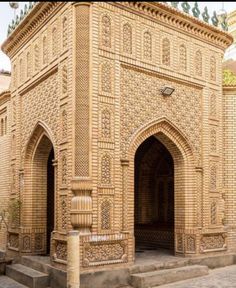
[0,1,235,279]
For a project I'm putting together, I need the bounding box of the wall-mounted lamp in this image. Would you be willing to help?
[160,85,175,96]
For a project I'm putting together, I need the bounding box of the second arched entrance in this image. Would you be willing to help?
[23,125,56,255]
[135,135,174,253]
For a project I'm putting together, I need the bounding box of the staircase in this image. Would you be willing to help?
[0,256,51,288]
[1,253,235,288]
[127,252,236,288]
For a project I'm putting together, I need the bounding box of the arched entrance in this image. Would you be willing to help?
[31,134,55,255]
[23,124,56,255]
[126,119,196,257]
[135,136,174,252]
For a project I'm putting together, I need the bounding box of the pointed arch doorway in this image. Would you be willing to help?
[23,125,56,255]
[134,135,174,252]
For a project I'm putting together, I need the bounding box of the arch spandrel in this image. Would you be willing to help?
[22,120,57,166]
[127,118,195,166]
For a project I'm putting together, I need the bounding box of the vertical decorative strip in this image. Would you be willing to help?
[121,159,129,231]
[74,3,90,177]
[196,167,203,227]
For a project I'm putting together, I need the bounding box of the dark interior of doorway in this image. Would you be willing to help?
[46,148,54,255]
[134,136,174,254]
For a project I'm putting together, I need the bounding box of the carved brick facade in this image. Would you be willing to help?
[0,1,235,273]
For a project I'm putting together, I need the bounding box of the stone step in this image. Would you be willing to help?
[130,265,209,288]
[6,264,49,288]
[0,275,28,288]
[21,256,51,274]
[130,258,189,274]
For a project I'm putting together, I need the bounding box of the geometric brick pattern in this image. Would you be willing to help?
[0,1,233,273]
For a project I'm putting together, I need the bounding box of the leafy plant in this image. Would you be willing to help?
[0,209,9,230]
[0,199,21,230]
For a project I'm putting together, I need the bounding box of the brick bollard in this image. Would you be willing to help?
[67,231,80,288]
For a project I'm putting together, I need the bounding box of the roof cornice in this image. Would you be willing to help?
[111,2,233,50]
[1,2,66,58]
[0,90,10,106]
[1,2,233,58]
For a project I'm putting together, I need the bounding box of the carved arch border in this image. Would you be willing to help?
[22,120,57,165]
[124,118,197,255]
[21,121,56,254]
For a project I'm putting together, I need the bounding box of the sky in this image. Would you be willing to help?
[1,1,236,72]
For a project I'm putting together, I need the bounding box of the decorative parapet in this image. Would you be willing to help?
[2,2,66,58]
[2,1,233,58]
[169,2,227,30]
[223,69,236,86]
[7,2,228,36]
[112,2,232,50]
[7,2,39,36]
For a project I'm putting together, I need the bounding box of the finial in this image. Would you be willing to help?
[181,2,191,14]
[217,4,227,30]
[221,18,228,31]
[20,9,24,20]
[202,7,210,23]
[15,15,19,25]
[192,2,200,18]
[24,4,28,15]
[211,11,219,27]
[7,25,11,36]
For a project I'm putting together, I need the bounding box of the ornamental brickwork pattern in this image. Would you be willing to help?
[21,72,59,152]
[120,66,202,163]
[0,1,234,274]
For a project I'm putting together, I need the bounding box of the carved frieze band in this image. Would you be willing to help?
[200,233,226,253]
[83,239,128,267]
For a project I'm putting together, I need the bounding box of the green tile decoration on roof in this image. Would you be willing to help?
[211,11,219,27]
[15,15,19,25]
[221,18,228,31]
[181,1,191,14]
[202,7,210,23]
[192,2,200,18]
[6,2,229,37]
[24,4,28,15]
[20,9,24,20]
[7,25,11,36]
[169,1,228,31]
[6,2,39,36]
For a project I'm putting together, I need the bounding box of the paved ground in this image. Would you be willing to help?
[158,264,236,288]
[134,248,180,265]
